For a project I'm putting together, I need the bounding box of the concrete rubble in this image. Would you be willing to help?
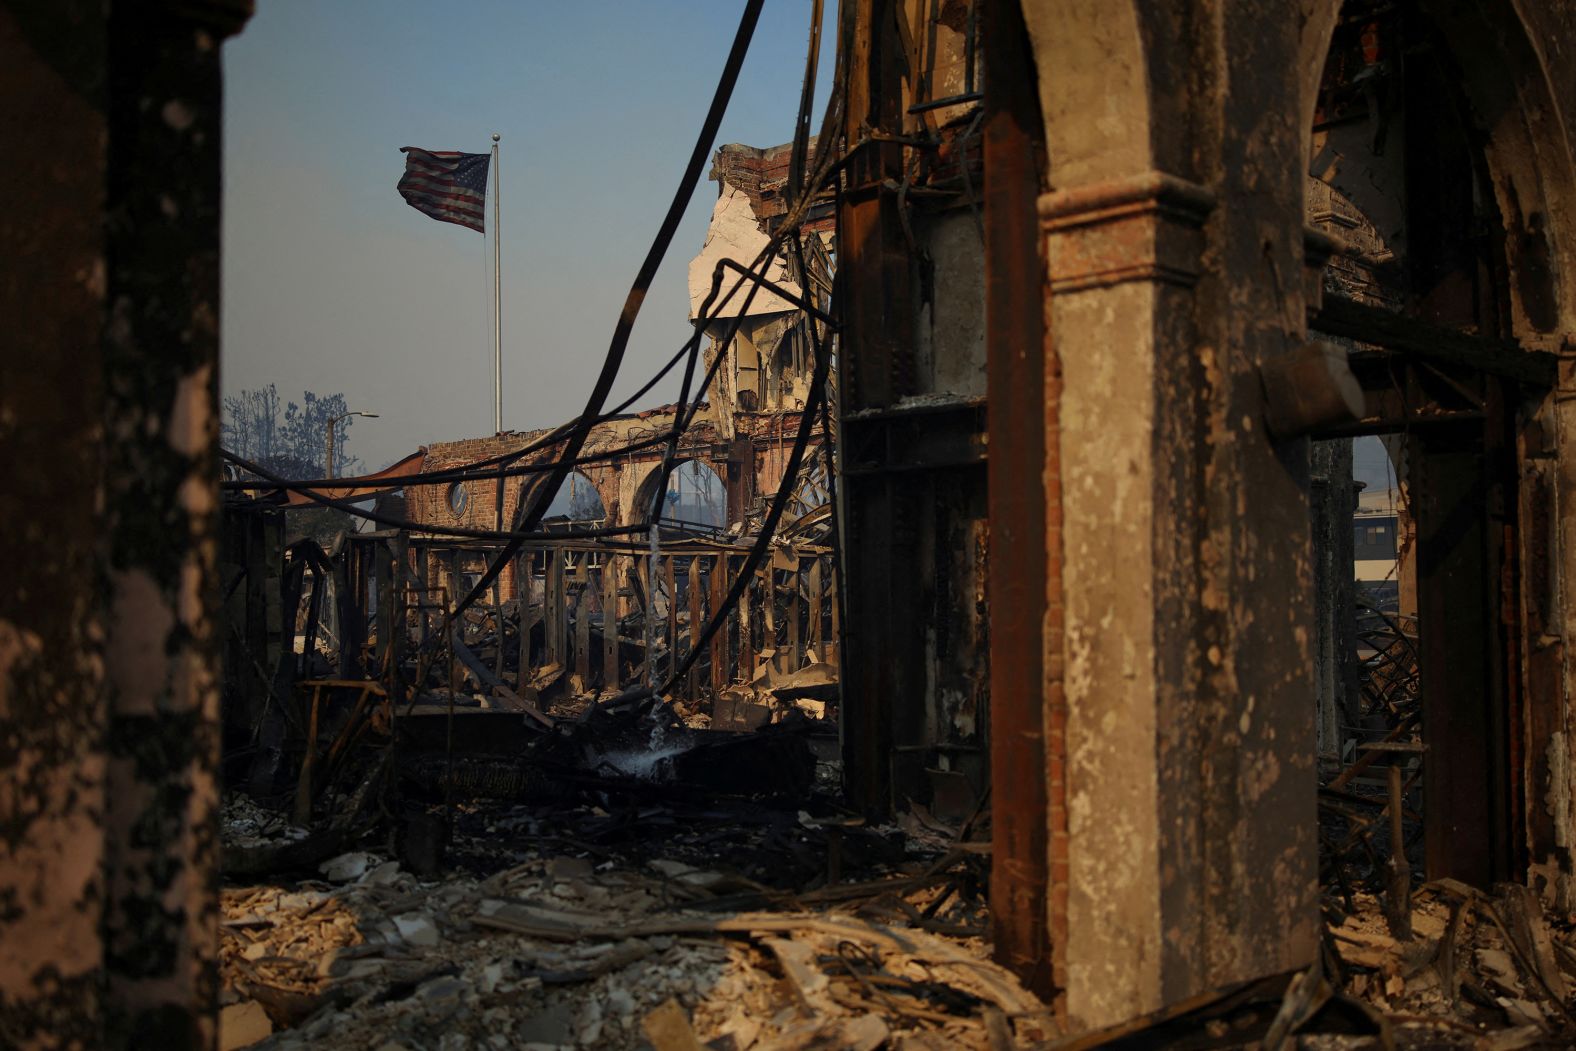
[1313,881,1576,1049]
[218,805,1047,1051]
[218,835,1576,1051]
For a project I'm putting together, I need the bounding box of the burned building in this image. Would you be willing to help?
[395,140,834,595]
[842,0,1576,1031]
[328,145,845,711]
[10,0,1576,1047]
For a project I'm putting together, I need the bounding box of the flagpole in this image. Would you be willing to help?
[491,132,502,435]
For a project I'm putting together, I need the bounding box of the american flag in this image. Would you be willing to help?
[397,147,490,232]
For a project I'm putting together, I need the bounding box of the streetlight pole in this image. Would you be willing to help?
[325,410,379,478]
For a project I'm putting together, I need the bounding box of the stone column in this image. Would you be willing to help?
[1041,172,1219,1026]
[101,4,250,1045]
[0,2,248,1047]
[1022,0,1327,1026]
[0,3,111,1043]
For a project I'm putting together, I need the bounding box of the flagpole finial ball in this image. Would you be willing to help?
[492,133,500,142]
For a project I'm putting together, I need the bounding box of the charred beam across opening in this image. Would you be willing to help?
[1314,294,1558,387]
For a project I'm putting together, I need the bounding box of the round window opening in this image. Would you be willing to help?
[447,481,469,516]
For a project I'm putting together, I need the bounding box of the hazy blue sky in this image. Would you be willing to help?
[1353,436,1396,492]
[223,1,834,472]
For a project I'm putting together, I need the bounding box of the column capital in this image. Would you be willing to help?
[1039,172,1215,292]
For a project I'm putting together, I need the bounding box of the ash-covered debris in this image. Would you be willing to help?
[224,793,310,851]
[218,657,1001,1050]
[1054,881,1576,1051]
[1316,881,1576,1048]
[219,788,1028,1051]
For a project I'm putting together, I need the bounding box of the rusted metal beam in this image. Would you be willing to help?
[739,561,756,680]
[982,0,1054,999]
[547,549,565,665]
[392,532,409,703]
[666,557,679,684]
[575,581,592,686]
[518,552,536,684]
[808,557,824,657]
[687,556,702,698]
[1413,413,1514,887]
[1518,416,1562,877]
[603,557,620,690]
[786,550,803,670]
[838,0,922,815]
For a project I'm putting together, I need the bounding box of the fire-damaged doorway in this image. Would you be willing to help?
[1304,0,1558,892]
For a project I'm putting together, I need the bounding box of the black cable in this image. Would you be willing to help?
[220,253,788,495]
[788,0,824,206]
[229,116,849,508]
[644,246,778,537]
[447,0,765,628]
[678,266,783,437]
[815,263,847,674]
[270,0,841,704]
[222,448,650,543]
[656,1,847,696]
[659,231,838,695]
[222,427,678,492]
[218,238,828,518]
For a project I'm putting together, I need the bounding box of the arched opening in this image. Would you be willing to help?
[769,323,811,411]
[632,458,728,535]
[1301,0,1563,893]
[540,470,606,527]
[516,469,607,531]
[998,1,1576,1015]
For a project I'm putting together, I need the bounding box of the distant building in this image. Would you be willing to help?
[1353,486,1402,607]
[398,141,833,602]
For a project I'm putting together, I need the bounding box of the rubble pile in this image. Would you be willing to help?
[1319,881,1576,1049]
[220,781,1576,1051]
[218,840,1043,1051]
[224,793,311,852]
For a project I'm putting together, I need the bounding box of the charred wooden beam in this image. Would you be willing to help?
[1313,295,1556,388]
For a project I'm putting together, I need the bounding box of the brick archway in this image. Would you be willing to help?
[621,454,732,530]
[512,465,619,530]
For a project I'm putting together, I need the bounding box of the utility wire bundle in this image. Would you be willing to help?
[221,0,850,703]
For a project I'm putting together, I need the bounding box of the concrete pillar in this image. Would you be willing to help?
[0,2,250,1046]
[1021,0,1320,1029]
[1039,172,1225,1024]
[0,3,111,1042]
[103,5,248,1044]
